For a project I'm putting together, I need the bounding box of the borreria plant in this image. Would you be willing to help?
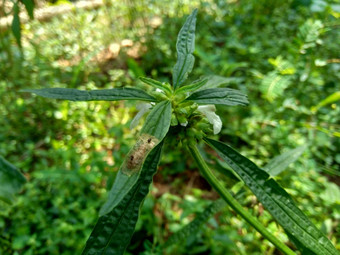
[24,10,338,255]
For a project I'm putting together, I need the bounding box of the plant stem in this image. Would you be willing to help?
[188,143,296,255]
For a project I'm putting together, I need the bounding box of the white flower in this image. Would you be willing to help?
[197,105,222,134]
[130,103,152,129]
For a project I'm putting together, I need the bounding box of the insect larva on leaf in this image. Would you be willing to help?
[122,134,159,176]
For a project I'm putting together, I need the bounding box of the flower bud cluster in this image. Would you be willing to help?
[171,100,215,145]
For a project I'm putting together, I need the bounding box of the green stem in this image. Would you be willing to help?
[188,144,296,255]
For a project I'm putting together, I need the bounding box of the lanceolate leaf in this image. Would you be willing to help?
[100,100,171,216]
[0,156,26,204]
[175,78,207,95]
[22,88,156,102]
[264,145,308,176]
[173,9,197,89]
[141,100,172,141]
[82,142,163,255]
[185,88,249,106]
[312,91,340,113]
[12,3,21,48]
[164,199,226,248]
[20,0,35,19]
[204,138,339,255]
[196,75,245,91]
[139,77,172,94]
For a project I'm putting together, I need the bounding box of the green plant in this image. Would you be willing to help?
[0,156,26,204]
[22,9,339,255]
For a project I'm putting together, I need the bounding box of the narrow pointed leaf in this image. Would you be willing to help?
[22,88,156,102]
[141,100,172,141]
[0,156,26,204]
[20,0,35,19]
[196,75,244,91]
[312,91,340,113]
[11,3,21,48]
[100,100,171,216]
[204,138,339,255]
[185,88,249,106]
[164,199,226,248]
[175,78,208,95]
[139,77,172,94]
[264,145,308,176]
[173,9,197,89]
[82,142,163,255]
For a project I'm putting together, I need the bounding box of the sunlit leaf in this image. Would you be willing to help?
[22,88,156,102]
[185,88,249,106]
[82,142,163,255]
[205,138,338,255]
[311,91,340,113]
[173,9,197,89]
[260,71,291,102]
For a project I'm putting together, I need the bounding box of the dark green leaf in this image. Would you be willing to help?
[264,145,308,176]
[82,142,163,255]
[22,88,156,102]
[185,88,249,106]
[204,138,339,255]
[20,0,35,19]
[0,156,26,204]
[173,9,197,89]
[141,100,172,141]
[11,3,21,48]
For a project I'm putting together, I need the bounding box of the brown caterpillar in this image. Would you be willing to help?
[121,134,159,176]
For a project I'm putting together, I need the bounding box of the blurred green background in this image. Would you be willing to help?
[1,0,339,254]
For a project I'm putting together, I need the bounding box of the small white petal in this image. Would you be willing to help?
[180,121,188,127]
[212,115,222,134]
[197,105,222,134]
[130,103,152,129]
